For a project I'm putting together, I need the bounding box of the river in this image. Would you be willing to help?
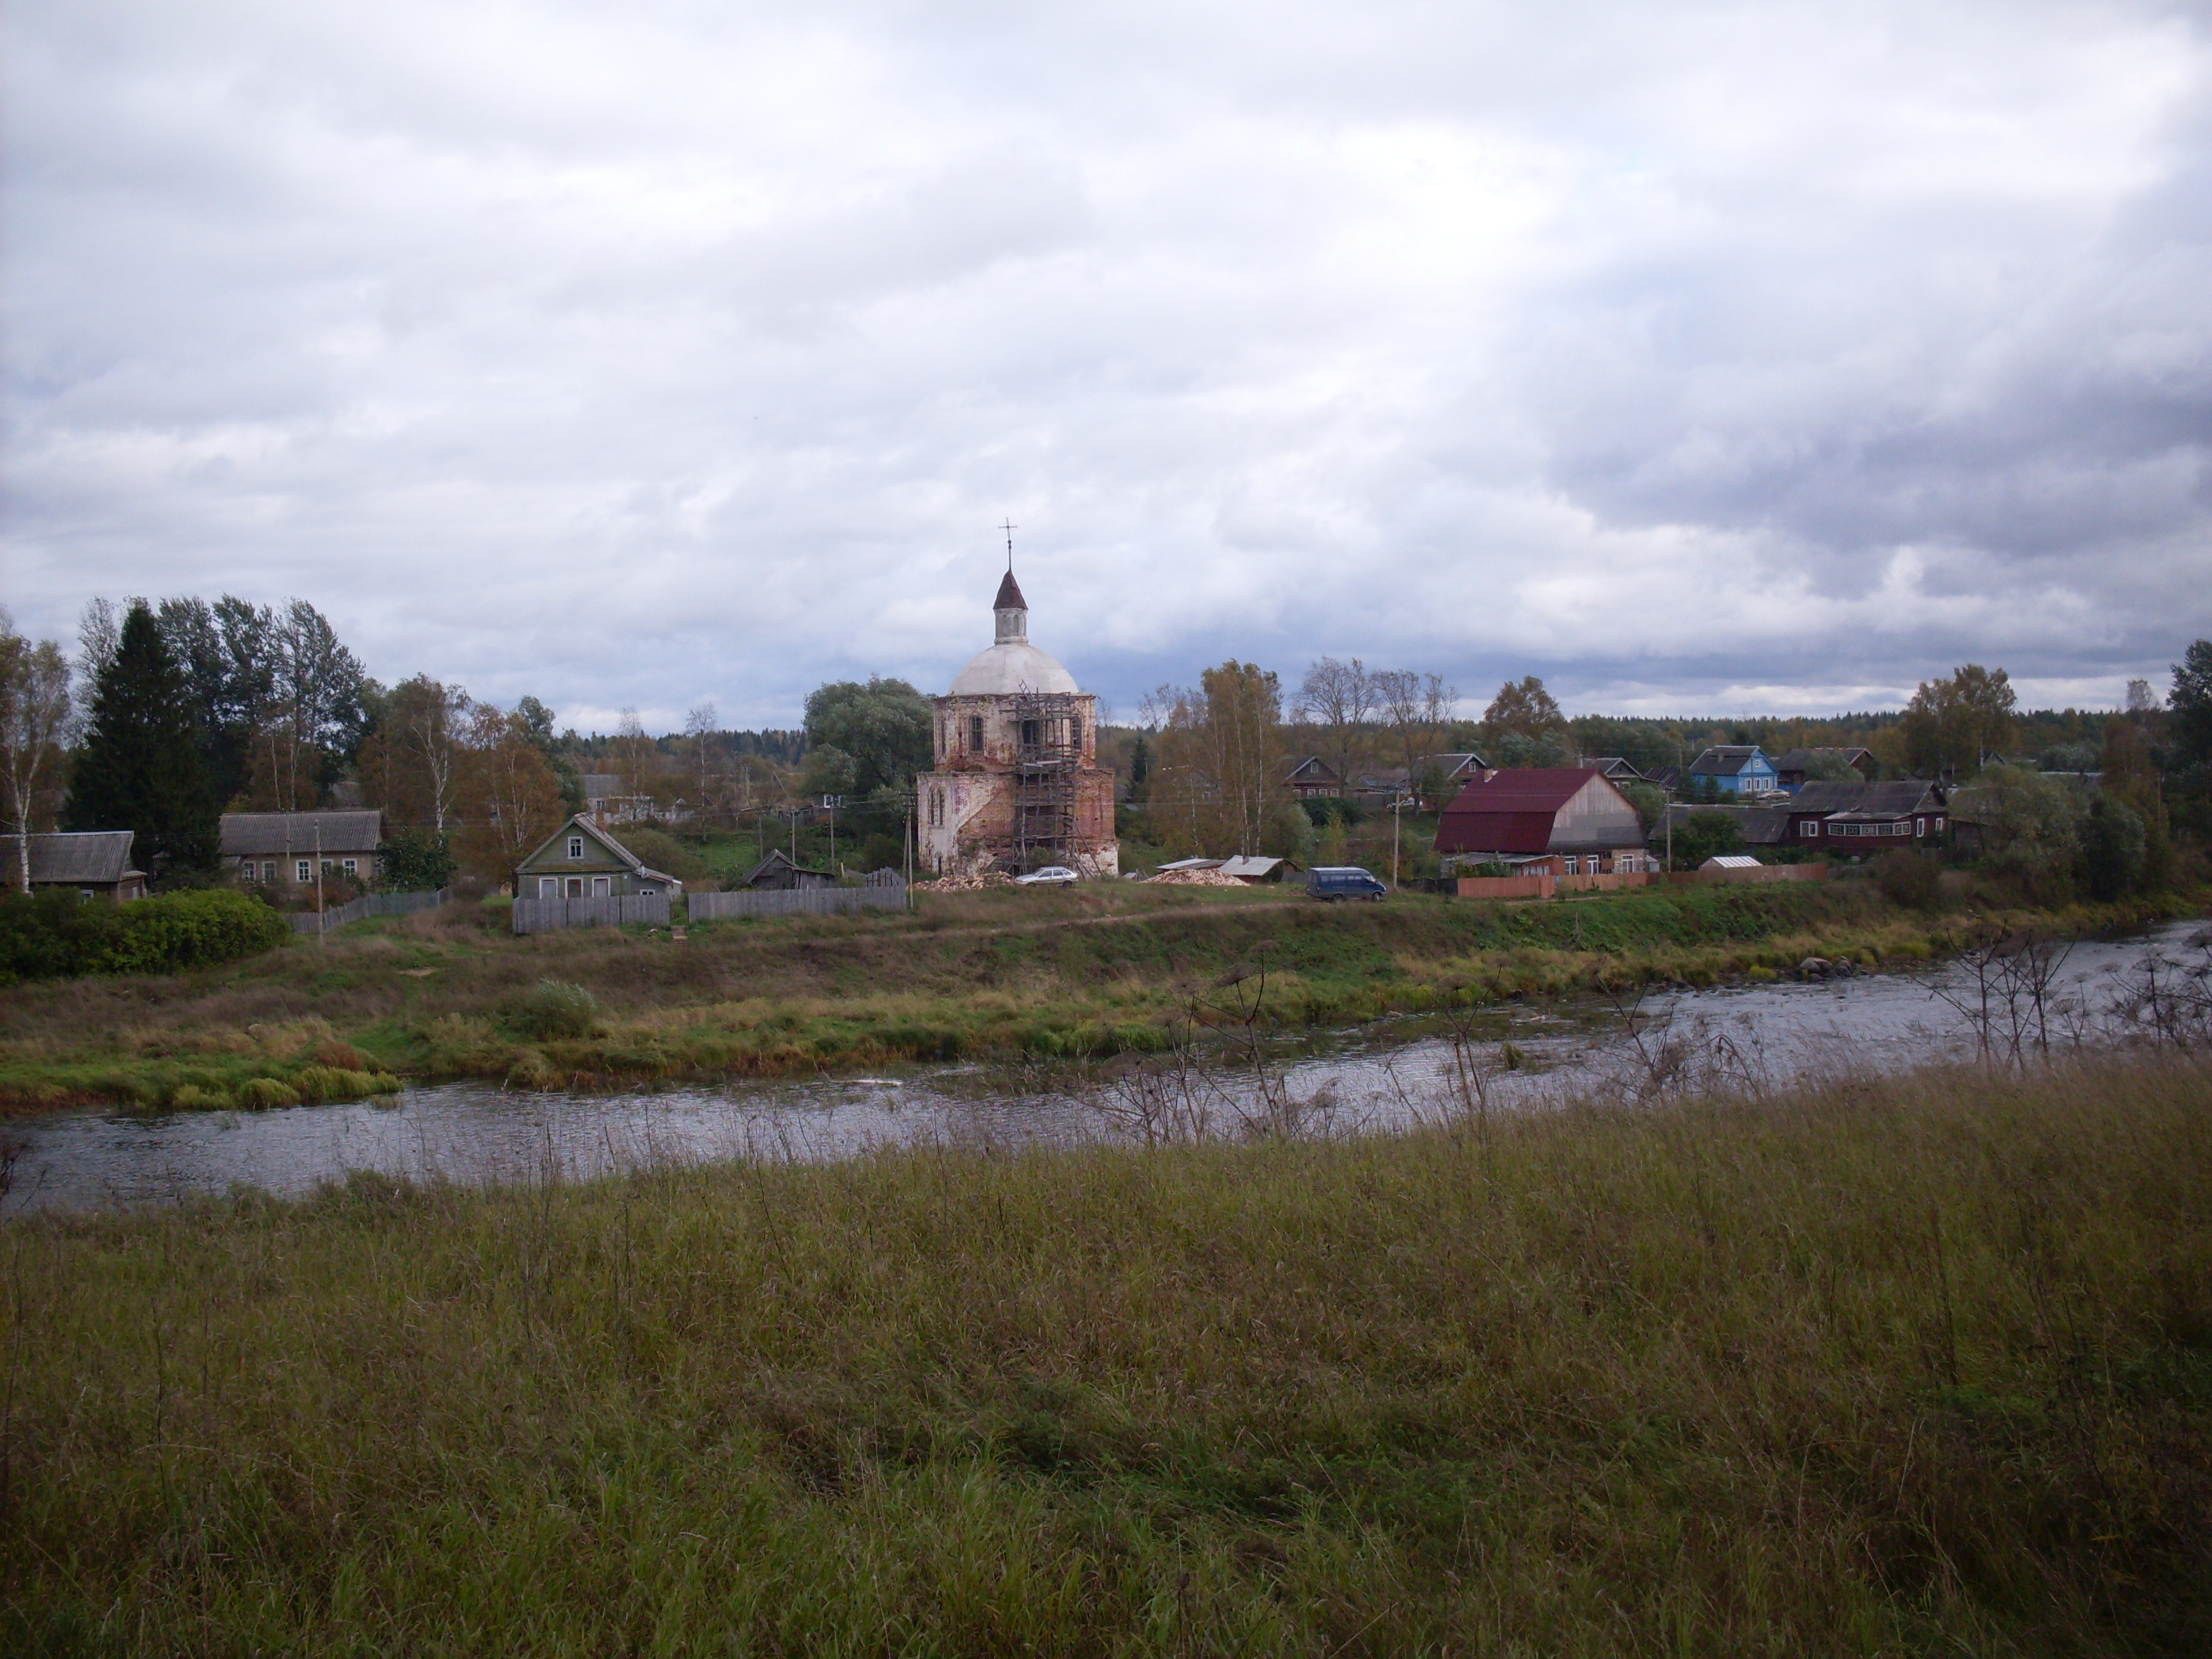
[6,920,2205,1214]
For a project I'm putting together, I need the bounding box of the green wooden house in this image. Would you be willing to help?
[515,815,682,901]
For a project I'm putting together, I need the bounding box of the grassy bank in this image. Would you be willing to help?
[0,880,2196,1113]
[5,1052,2209,1654]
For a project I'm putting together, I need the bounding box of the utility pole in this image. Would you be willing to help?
[1390,796,1414,888]
[314,821,325,945]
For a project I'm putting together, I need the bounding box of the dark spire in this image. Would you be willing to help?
[993,570,1027,611]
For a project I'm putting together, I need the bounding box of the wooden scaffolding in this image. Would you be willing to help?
[1009,691,1084,871]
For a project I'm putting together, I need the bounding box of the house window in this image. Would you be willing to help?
[296,860,311,882]
[968,715,984,751]
[1802,821,1820,837]
[1935,816,1946,832]
[569,837,584,859]
[262,860,276,880]
[566,878,584,898]
[342,858,358,876]
[1914,818,1925,837]
[539,876,558,898]
[592,876,611,897]
[321,859,335,876]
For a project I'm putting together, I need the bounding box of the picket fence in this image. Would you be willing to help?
[289,888,451,935]
[688,886,907,922]
[512,894,672,935]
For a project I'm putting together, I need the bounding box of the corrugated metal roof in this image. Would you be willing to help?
[219,811,382,857]
[1703,855,1764,869]
[0,832,140,884]
[1433,809,1561,855]
[1439,768,1599,813]
[1216,855,1292,878]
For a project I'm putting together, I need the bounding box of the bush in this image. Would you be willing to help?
[238,1077,300,1110]
[0,887,288,983]
[512,980,599,1040]
[1872,848,1940,908]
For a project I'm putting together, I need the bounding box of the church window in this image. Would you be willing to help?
[968,715,984,752]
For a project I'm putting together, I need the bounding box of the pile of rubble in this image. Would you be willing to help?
[1142,867,1248,887]
[913,869,1019,893]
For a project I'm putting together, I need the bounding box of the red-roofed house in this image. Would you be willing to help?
[1434,768,1652,876]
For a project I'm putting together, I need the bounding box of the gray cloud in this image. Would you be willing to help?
[5,0,2209,730]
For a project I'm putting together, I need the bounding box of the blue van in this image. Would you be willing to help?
[1307,866,1389,901]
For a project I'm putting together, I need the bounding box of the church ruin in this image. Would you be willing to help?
[916,572,1119,877]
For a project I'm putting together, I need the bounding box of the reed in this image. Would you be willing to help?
[3,1051,2209,1654]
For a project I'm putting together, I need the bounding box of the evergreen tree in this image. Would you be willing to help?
[64,603,218,876]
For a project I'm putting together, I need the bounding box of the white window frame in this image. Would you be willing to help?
[342,858,358,876]
[568,836,585,859]
[592,876,611,897]
[296,860,311,882]
[539,876,558,899]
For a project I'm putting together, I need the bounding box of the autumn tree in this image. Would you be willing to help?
[1900,664,2016,776]
[1481,675,1567,741]
[455,704,569,884]
[1148,662,1296,857]
[359,676,470,834]
[0,612,74,893]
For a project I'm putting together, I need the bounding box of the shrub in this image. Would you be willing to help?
[513,980,600,1040]
[0,887,287,983]
[1872,848,1940,908]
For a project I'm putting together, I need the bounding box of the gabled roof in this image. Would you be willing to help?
[1580,756,1643,779]
[1786,780,1870,813]
[220,811,382,857]
[739,847,833,886]
[1661,804,1793,844]
[1688,746,1769,777]
[1425,752,1492,777]
[1439,767,1604,814]
[1771,746,1872,775]
[1284,756,1343,782]
[1436,768,1638,856]
[0,831,142,884]
[520,815,682,887]
[1824,780,1944,821]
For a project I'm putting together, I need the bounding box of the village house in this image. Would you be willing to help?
[0,831,147,901]
[1434,768,1652,876]
[514,815,681,899]
[1283,757,1347,798]
[1769,747,1876,791]
[738,848,835,890]
[1578,756,1646,784]
[1654,802,1794,852]
[1783,779,1948,849]
[1686,745,1781,796]
[916,572,1119,878]
[222,811,382,898]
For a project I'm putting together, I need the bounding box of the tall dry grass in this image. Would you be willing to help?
[3,1052,2209,1654]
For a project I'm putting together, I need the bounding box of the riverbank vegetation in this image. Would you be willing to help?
[0,880,2199,1113]
[5,1051,2209,1653]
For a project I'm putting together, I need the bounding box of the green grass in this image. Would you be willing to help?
[0,880,2196,1111]
[4,1052,2209,1654]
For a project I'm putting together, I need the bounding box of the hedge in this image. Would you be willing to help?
[0,887,289,983]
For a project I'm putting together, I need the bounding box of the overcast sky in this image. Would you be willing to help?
[5,0,2210,732]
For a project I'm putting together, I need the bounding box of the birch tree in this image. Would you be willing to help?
[0,613,75,893]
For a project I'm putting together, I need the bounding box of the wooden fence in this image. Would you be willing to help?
[687,886,908,922]
[289,888,451,935]
[511,894,672,935]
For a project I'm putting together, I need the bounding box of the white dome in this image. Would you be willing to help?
[949,641,1080,697]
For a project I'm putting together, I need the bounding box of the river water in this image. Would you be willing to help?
[7,921,2205,1214]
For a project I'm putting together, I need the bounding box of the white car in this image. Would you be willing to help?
[1015,865,1080,887]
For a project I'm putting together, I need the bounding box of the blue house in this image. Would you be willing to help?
[1686,745,1780,797]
